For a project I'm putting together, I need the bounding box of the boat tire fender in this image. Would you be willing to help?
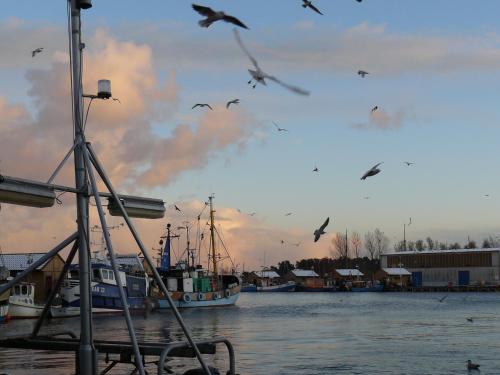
[224,289,231,299]
[197,292,204,301]
[183,293,191,303]
[213,293,219,300]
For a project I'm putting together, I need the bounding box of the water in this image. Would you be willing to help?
[1,293,500,374]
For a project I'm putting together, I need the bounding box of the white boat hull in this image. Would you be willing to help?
[50,306,123,318]
[9,300,44,318]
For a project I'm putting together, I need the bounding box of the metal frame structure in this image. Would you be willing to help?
[0,1,235,374]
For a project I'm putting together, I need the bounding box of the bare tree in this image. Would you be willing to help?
[365,231,377,260]
[330,232,349,259]
[425,237,435,250]
[374,228,389,258]
[350,231,362,258]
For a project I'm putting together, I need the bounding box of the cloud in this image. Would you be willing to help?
[351,108,407,131]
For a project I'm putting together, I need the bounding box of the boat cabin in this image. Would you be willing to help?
[10,283,36,306]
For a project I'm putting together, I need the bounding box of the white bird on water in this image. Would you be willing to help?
[233,29,310,96]
[314,217,329,242]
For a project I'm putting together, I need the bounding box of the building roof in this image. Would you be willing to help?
[291,269,319,277]
[386,248,500,256]
[253,270,280,279]
[0,253,53,271]
[335,269,364,277]
[382,267,411,276]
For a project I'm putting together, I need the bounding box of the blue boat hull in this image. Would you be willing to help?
[351,285,384,292]
[257,283,295,292]
[241,284,257,292]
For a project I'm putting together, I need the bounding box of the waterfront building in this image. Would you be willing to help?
[375,267,411,288]
[286,269,323,289]
[1,253,64,302]
[332,269,364,282]
[380,248,500,287]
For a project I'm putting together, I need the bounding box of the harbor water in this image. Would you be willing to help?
[1,292,500,374]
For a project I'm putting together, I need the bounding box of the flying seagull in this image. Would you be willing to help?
[404,161,414,166]
[302,0,323,15]
[32,47,43,57]
[361,162,382,180]
[467,360,480,370]
[280,240,285,244]
[233,29,310,95]
[192,4,249,29]
[273,122,288,132]
[285,212,293,216]
[466,317,473,323]
[174,205,182,212]
[371,106,378,113]
[112,98,121,104]
[484,194,490,198]
[313,166,319,172]
[438,294,448,303]
[248,212,256,216]
[192,103,213,110]
[358,70,369,78]
[226,99,240,108]
[363,196,371,199]
[314,217,329,242]
[408,217,412,226]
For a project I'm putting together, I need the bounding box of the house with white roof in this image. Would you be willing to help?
[0,252,65,302]
[286,268,323,289]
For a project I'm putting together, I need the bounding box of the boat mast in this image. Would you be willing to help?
[209,195,218,275]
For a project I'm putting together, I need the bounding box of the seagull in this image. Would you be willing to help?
[192,103,213,110]
[363,196,371,199]
[466,317,473,323]
[358,70,369,78]
[234,29,310,95]
[280,240,285,244]
[174,205,182,212]
[285,212,293,216]
[438,294,448,303]
[32,47,43,57]
[302,0,323,15]
[112,98,121,104]
[404,161,415,166]
[361,162,382,180]
[237,208,242,213]
[273,122,288,132]
[408,217,412,226]
[467,360,480,370]
[313,166,319,172]
[314,217,329,242]
[226,99,240,108]
[484,194,490,198]
[192,4,249,29]
[248,212,256,216]
[371,106,378,113]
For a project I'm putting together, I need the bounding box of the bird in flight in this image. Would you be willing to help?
[408,217,412,226]
[371,106,378,113]
[192,103,213,110]
[361,162,382,180]
[112,98,121,104]
[363,196,371,199]
[302,0,323,15]
[226,99,240,108]
[248,212,256,216]
[32,47,43,57]
[192,4,249,29]
[313,166,319,172]
[285,212,293,216]
[358,70,369,78]
[466,317,473,323]
[273,122,288,132]
[280,240,285,245]
[314,217,330,242]
[404,161,415,166]
[174,205,182,212]
[437,294,448,303]
[484,194,490,198]
[233,29,310,95]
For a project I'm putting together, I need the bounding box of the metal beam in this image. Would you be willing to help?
[86,142,213,375]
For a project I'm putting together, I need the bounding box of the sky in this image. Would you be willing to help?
[2,1,500,270]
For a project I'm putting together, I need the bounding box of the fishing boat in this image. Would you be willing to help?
[240,283,258,292]
[0,266,10,323]
[250,270,296,292]
[9,282,45,319]
[51,255,149,318]
[350,280,384,292]
[154,196,241,308]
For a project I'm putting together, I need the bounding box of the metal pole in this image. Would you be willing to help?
[0,232,78,295]
[403,224,406,251]
[209,195,217,275]
[86,143,213,375]
[83,146,146,375]
[32,241,79,337]
[68,1,95,373]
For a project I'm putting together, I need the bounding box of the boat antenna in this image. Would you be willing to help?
[209,194,218,276]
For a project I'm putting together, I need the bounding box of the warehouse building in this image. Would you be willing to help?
[380,248,500,287]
